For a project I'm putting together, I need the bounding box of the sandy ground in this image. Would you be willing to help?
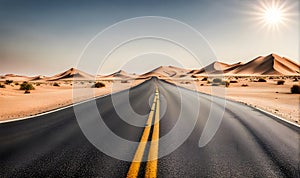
[169,77,300,125]
[0,79,145,121]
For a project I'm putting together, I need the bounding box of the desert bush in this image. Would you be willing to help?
[241,84,248,87]
[24,90,30,94]
[200,83,204,86]
[20,82,35,90]
[291,85,300,94]
[257,78,266,82]
[221,81,230,87]
[5,80,13,85]
[269,77,274,79]
[53,82,60,87]
[93,82,105,88]
[201,77,207,81]
[15,82,19,85]
[230,80,238,83]
[277,80,285,85]
[293,77,298,82]
[0,83,5,88]
[212,78,222,83]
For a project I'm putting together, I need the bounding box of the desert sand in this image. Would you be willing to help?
[0,68,145,121]
[169,77,300,124]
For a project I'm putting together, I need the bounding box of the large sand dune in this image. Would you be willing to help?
[46,68,94,81]
[227,54,300,75]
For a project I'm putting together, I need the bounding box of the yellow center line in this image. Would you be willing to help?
[145,89,160,178]
[126,89,158,178]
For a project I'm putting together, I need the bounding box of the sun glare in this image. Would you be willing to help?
[251,0,296,31]
[264,8,282,24]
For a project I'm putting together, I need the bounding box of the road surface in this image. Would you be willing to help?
[0,78,299,177]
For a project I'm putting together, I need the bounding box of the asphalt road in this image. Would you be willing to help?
[0,78,299,177]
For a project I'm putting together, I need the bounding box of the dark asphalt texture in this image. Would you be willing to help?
[0,78,299,178]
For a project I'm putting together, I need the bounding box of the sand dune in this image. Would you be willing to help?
[227,54,300,75]
[100,70,137,79]
[193,53,299,76]
[139,66,191,79]
[1,74,33,81]
[192,61,243,75]
[46,68,94,81]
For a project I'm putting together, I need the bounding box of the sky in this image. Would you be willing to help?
[0,0,299,75]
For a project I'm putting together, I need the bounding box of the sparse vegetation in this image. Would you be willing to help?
[291,85,300,94]
[241,84,248,87]
[212,78,222,83]
[201,77,207,81]
[200,83,204,86]
[20,82,35,90]
[93,82,105,88]
[0,83,5,88]
[277,80,285,85]
[53,82,60,87]
[24,90,30,94]
[221,81,230,87]
[230,80,238,83]
[180,81,191,84]
[4,80,13,85]
[15,82,19,85]
[257,78,267,82]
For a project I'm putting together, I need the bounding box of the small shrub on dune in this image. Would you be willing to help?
[212,78,222,83]
[0,83,5,88]
[201,77,208,81]
[257,78,267,82]
[241,84,248,87]
[277,80,285,85]
[291,85,300,94]
[24,90,30,94]
[230,80,238,83]
[20,82,35,90]
[93,82,105,88]
[221,81,230,87]
[15,82,19,85]
[53,82,60,87]
[200,83,204,86]
[5,80,13,85]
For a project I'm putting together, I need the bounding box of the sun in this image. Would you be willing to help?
[264,8,282,24]
[251,0,296,31]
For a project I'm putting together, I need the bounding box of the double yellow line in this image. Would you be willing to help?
[127,87,160,178]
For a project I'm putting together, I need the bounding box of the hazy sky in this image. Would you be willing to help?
[0,0,299,75]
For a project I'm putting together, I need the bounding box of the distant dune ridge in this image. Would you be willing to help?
[1,53,299,81]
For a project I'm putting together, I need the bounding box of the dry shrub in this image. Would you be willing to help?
[257,78,267,82]
[291,85,300,94]
[20,82,35,90]
[93,82,105,88]
[277,80,285,85]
